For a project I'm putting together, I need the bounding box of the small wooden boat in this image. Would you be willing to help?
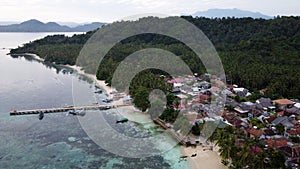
[38,112,44,120]
[116,118,128,123]
[94,90,102,94]
[191,153,197,157]
[102,98,113,103]
[68,110,85,116]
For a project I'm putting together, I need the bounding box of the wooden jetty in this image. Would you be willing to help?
[153,118,186,146]
[10,106,188,146]
[10,105,114,116]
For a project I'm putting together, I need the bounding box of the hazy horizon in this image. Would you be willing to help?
[0,0,299,23]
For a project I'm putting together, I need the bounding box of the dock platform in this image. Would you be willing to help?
[10,105,114,116]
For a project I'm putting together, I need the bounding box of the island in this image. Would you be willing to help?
[10,16,300,168]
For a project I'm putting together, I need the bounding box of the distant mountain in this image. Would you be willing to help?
[0,19,71,32]
[0,19,105,32]
[57,22,82,28]
[192,8,272,19]
[73,22,105,32]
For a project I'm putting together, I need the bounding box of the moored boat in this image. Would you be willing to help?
[116,118,128,123]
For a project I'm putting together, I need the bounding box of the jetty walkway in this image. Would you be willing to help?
[154,118,187,146]
[10,105,115,116]
[10,105,188,146]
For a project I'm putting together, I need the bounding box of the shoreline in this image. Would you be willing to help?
[66,65,118,99]
[181,144,227,169]
[10,53,45,62]
[14,52,226,169]
[65,65,143,113]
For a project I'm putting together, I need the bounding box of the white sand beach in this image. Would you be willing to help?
[181,145,227,169]
[66,65,115,97]
[67,65,134,106]
[13,53,45,62]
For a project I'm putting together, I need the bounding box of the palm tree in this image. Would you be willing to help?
[219,139,232,160]
[251,152,268,169]
[269,149,286,168]
[239,144,250,167]
[208,128,226,146]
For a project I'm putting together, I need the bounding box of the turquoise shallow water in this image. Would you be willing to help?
[0,33,189,169]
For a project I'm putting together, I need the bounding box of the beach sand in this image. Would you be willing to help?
[181,145,227,169]
[66,65,116,98]
[15,53,45,62]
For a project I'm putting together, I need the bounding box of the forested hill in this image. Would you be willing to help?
[10,16,300,99]
[0,19,105,32]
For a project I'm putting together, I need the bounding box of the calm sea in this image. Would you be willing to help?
[0,32,188,169]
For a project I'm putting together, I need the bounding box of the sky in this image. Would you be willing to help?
[0,0,299,23]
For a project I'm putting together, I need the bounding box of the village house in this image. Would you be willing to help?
[248,109,264,118]
[234,101,256,115]
[264,138,289,149]
[256,97,275,111]
[225,97,239,108]
[286,126,300,138]
[272,116,295,129]
[222,112,249,129]
[199,94,211,104]
[266,116,277,124]
[294,103,300,109]
[198,81,211,90]
[263,128,276,138]
[232,86,251,98]
[287,107,300,116]
[247,127,264,138]
[273,99,294,110]
[225,88,235,97]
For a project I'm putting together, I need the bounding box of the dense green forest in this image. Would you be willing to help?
[11,16,300,100]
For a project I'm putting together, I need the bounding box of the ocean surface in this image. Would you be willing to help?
[0,32,189,169]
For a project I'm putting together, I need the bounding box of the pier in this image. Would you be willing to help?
[153,118,187,146]
[10,105,115,116]
[10,106,188,146]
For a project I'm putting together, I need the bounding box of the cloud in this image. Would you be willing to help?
[1,0,18,6]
